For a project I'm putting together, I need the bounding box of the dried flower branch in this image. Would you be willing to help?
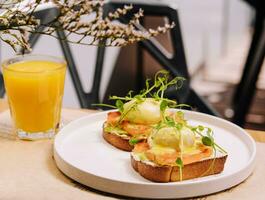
[0,0,174,52]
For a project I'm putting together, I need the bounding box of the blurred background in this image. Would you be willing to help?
[1,0,264,129]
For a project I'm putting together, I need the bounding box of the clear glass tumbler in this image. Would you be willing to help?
[2,54,66,140]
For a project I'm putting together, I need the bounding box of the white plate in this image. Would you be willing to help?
[54,110,256,199]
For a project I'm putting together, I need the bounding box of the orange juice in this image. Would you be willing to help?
[3,59,66,136]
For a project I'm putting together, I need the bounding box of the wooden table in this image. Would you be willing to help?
[1,100,264,142]
[0,100,264,200]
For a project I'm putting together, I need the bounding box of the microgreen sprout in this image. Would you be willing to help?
[96,70,185,124]
[189,125,227,178]
[154,111,185,133]
[177,125,184,181]
[117,98,143,124]
[115,99,124,112]
[165,116,176,127]
[202,136,214,146]
[129,138,140,146]
[110,70,184,103]
[176,157,183,168]
[191,126,227,154]
[160,100,168,113]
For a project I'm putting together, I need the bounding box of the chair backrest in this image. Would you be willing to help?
[102,1,219,115]
[102,2,190,103]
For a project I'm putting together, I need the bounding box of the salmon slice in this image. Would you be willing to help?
[121,121,152,136]
[134,142,213,166]
[182,147,212,165]
[133,142,150,153]
[107,111,121,125]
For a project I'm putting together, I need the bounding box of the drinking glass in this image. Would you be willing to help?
[2,55,66,140]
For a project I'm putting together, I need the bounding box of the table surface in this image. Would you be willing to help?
[0,99,265,200]
[1,100,264,142]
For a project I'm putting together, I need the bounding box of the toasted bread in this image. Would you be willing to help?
[102,117,151,151]
[131,153,227,182]
[103,129,133,152]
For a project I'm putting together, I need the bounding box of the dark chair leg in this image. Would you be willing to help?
[232,12,264,105]
[56,29,107,109]
[135,19,145,93]
[56,29,88,108]
[0,73,4,97]
[87,46,106,109]
[136,43,144,93]
[28,26,46,49]
[165,86,220,116]
[232,12,265,126]
[187,89,221,116]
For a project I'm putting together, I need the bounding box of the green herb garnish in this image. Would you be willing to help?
[98,70,185,125]
[129,138,140,146]
[164,116,175,127]
[160,100,168,112]
[115,99,124,112]
[192,126,227,154]
[176,157,183,168]
[202,136,214,146]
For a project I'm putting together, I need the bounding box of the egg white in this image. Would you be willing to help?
[123,98,162,124]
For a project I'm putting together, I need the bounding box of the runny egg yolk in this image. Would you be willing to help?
[149,126,196,152]
[150,127,180,150]
[123,98,162,124]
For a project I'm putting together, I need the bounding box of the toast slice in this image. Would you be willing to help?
[103,112,152,151]
[131,150,227,182]
[103,121,138,151]
[103,127,133,152]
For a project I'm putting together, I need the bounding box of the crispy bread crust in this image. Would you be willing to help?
[131,154,228,182]
[103,131,133,152]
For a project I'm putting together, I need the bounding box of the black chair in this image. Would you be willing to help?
[231,0,265,126]
[0,1,219,117]
[102,1,219,115]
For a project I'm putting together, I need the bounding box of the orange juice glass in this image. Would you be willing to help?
[2,55,66,140]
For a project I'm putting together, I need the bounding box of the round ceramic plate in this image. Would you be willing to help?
[54,110,256,199]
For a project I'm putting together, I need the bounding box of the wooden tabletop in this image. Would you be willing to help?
[0,99,264,200]
[0,99,7,113]
[0,99,264,142]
